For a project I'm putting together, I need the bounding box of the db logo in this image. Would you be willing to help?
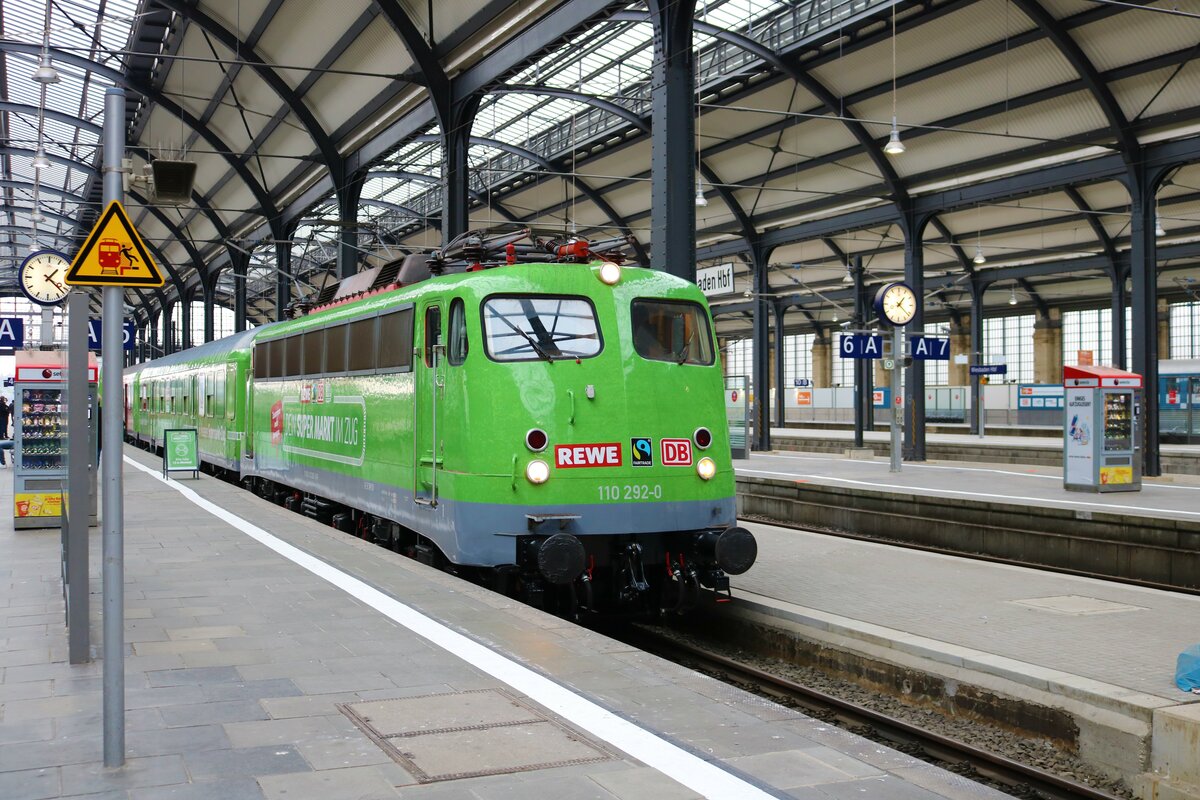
[660,438,692,466]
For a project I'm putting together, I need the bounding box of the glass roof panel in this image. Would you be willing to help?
[2,0,142,260]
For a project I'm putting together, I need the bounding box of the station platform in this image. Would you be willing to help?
[0,444,1007,800]
[765,426,1200,475]
[730,450,1200,799]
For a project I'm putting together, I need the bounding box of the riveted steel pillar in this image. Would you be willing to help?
[338,171,365,279]
[773,301,786,428]
[647,0,697,281]
[902,213,928,461]
[230,250,248,333]
[442,100,479,245]
[1129,165,1163,476]
[751,247,771,451]
[179,289,192,351]
[161,302,174,355]
[202,275,216,343]
[969,279,987,436]
[852,256,868,444]
[1111,267,1128,370]
[275,238,292,321]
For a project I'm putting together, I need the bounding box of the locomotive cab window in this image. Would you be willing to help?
[448,299,467,365]
[482,295,601,362]
[631,299,715,365]
[424,305,441,367]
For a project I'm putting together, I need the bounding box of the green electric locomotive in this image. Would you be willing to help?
[125,234,756,615]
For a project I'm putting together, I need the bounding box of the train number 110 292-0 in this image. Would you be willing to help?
[598,484,663,501]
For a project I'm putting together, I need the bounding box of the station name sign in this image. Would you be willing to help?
[695,263,734,297]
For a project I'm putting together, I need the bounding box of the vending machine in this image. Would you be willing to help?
[12,351,99,529]
[1063,365,1142,493]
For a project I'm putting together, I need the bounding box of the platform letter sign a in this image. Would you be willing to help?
[0,317,24,349]
[839,334,883,359]
[909,336,950,360]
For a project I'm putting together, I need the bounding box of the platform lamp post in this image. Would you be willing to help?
[101,86,126,768]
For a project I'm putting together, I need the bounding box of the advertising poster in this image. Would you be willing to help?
[1065,388,1093,486]
[15,492,62,518]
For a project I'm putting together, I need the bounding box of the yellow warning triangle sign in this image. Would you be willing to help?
[66,200,164,287]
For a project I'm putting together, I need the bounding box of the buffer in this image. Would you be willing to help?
[66,201,164,288]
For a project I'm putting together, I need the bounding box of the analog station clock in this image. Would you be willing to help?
[873,281,918,326]
[19,250,72,306]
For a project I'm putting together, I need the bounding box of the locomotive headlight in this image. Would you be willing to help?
[597,261,621,286]
[696,457,716,481]
[526,459,550,484]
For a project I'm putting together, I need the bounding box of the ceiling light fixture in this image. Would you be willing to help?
[884,4,905,156]
[1009,286,1018,305]
[1155,215,1166,238]
[695,176,708,207]
[32,51,60,85]
[32,149,51,170]
[973,244,986,265]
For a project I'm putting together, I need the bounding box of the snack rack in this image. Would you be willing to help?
[12,351,99,529]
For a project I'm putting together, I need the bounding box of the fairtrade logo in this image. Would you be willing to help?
[631,437,653,467]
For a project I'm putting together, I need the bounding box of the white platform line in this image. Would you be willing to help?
[123,455,778,800]
[737,468,1200,518]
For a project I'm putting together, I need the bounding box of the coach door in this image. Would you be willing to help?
[414,302,443,506]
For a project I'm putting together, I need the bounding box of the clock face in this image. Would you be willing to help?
[877,282,917,326]
[19,250,72,306]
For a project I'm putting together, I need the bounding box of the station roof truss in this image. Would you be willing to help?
[3,0,1200,336]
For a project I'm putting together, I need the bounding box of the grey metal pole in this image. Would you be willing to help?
[66,291,90,664]
[852,257,865,448]
[40,307,54,347]
[890,325,902,473]
[101,86,125,768]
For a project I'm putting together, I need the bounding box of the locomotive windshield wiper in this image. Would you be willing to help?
[675,326,696,364]
[516,326,555,362]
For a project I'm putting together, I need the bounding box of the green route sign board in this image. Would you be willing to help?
[163,428,199,479]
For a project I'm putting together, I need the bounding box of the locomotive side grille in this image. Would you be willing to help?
[372,259,404,289]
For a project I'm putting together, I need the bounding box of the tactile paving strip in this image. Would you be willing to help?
[340,688,614,782]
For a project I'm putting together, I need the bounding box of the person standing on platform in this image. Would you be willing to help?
[0,396,11,438]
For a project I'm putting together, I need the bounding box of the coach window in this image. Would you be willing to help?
[303,329,324,375]
[285,333,303,376]
[424,305,442,367]
[378,308,414,371]
[268,338,285,378]
[348,317,377,372]
[447,299,467,366]
[325,323,347,373]
[630,299,715,366]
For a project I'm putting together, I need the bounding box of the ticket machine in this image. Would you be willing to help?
[1063,365,1142,493]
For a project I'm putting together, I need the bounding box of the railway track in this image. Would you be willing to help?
[623,627,1126,800]
[742,513,1200,597]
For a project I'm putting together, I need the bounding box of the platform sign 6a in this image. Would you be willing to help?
[909,336,950,360]
[839,333,884,359]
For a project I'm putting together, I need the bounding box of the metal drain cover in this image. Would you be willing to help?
[1009,594,1147,615]
[341,689,612,783]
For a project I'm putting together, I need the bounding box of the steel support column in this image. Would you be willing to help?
[851,256,868,445]
[647,0,697,280]
[1111,268,1128,369]
[202,275,216,343]
[161,303,174,355]
[773,301,786,428]
[275,238,292,321]
[969,279,988,435]
[902,214,929,460]
[442,98,479,244]
[338,172,366,279]
[231,252,248,333]
[179,289,192,351]
[751,246,771,450]
[1129,166,1164,476]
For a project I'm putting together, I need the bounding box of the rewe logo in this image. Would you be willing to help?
[555,442,622,468]
[660,438,692,466]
